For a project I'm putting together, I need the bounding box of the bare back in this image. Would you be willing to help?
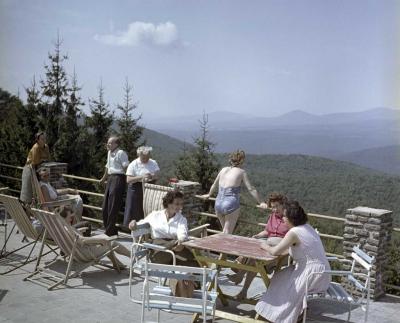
[218,167,245,188]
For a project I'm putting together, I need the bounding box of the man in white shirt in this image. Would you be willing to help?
[123,146,160,226]
[99,136,129,236]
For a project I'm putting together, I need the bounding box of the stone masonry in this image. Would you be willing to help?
[344,206,393,299]
[169,180,201,225]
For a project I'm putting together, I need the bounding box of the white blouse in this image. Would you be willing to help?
[126,158,160,177]
[137,209,188,242]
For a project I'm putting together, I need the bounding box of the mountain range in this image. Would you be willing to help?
[144,107,400,174]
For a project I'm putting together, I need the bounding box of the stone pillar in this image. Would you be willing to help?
[169,180,201,225]
[41,162,68,189]
[344,206,393,299]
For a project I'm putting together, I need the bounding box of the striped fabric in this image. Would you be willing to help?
[0,194,39,240]
[143,183,173,217]
[32,208,112,263]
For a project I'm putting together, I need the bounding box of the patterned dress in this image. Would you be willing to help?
[255,224,331,323]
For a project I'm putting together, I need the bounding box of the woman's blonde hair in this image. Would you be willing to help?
[229,150,245,167]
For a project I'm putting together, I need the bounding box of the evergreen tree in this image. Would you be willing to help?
[53,68,85,172]
[39,33,70,152]
[0,88,26,167]
[116,78,143,159]
[23,75,42,149]
[175,112,219,192]
[85,81,113,176]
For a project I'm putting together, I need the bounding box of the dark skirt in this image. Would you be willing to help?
[123,182,144,226]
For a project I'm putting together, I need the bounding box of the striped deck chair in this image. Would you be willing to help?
[143,183,209,238]
[0,194,58,275]
[25,208,121,290]
[30,165,79,215]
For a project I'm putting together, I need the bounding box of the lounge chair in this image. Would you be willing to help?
[25,208,122,290]
[0,193,58,275]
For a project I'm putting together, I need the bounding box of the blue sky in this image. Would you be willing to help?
[1,0,399,121]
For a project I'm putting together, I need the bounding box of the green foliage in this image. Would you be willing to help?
[39,34,70,152]
[175,113,219,193]
[116,79,143,160]
[85,81,113,177]
[53,69,85,174]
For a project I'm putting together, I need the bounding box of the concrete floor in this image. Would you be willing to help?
[1,220,399,323]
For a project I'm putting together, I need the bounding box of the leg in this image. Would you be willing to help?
[104,175,126,236]
[216,211,225,232]
[223,208,240,234]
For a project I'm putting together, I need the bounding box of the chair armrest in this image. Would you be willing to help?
[76,227,90,233]
[40,198,77,208]
[80,234,117,245]
[142,242,168,251]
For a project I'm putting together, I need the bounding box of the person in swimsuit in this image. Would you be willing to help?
[201,150,262,234]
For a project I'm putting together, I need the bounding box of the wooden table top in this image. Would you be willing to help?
[183,233,278,262]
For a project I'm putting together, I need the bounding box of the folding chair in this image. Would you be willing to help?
[141,259,218,323]
[0,194,58,274]
[25,208,121,290]
[303,245,375,323]
[129,222,177,303]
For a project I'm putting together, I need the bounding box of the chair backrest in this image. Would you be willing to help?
[143,183,174,217]
[29,165,46,206]
[31,208,92,263]
[142,261,218,318]
[0,193,39,240]
[348,245,375,293]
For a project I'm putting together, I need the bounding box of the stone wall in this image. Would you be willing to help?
[344,206,393,299]
[169,180,202,225]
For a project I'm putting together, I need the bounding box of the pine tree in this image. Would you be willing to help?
[54,68,85,172]
[116,78,143,159]
[39,33,70,151]
[85,81,113,176]
[175,112,219,192]
[23,75,42,149]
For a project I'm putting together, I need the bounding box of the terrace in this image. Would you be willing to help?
[1,162,400,323]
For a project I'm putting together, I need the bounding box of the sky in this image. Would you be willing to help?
[1,0,399,122]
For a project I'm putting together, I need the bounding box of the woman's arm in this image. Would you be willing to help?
[242,171,261,204]
[261,230,299,256]
[126,174,147,184]
[200,170,221,199]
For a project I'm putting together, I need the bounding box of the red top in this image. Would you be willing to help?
[265,212,289,238]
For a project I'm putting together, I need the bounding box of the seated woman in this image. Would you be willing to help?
[228,192,289,300]
[55,205,130,268]
[255,201,331,323]
[37,166,83,221]
[201,150,262,234]
[128,190,196,266]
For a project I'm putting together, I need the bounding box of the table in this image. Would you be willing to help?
[183,233,288,323]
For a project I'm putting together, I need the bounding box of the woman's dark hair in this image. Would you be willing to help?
[283,200,308,226]
[35,131,45,142]
[267,192,287,208]
[162,190,184,208]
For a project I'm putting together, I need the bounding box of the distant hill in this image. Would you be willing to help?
[146,127,400,224]
[337,145,400,176]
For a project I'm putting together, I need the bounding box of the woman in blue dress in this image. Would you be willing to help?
[201,150,263,233]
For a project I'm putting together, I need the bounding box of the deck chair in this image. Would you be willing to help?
[30,165,79,215]
[129,222,177,303]
[25,208,121,290]
[143,183,209,238]
[303,245,375,323]
[0,194,58,274]
[141,259,218,323]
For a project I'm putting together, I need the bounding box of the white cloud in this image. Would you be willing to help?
[94,21,182,48]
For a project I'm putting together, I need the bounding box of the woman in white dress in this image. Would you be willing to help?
[255,201,330,323]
